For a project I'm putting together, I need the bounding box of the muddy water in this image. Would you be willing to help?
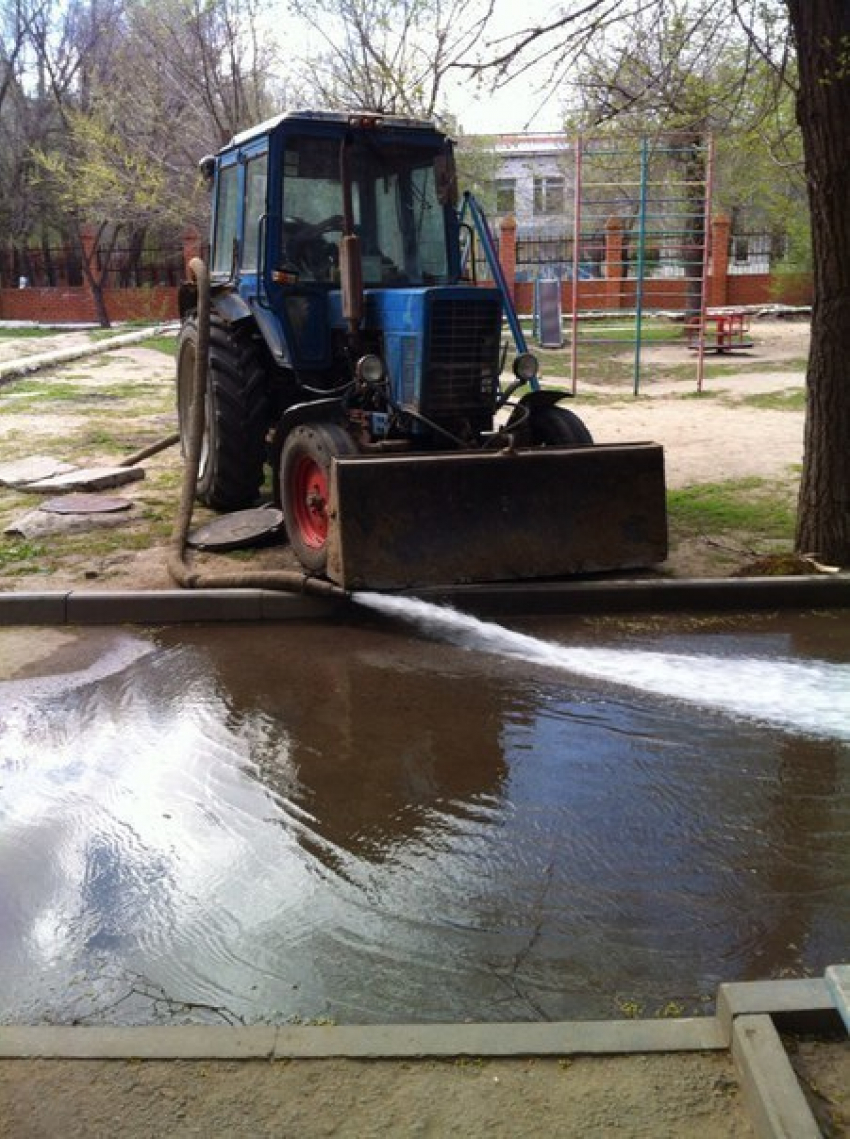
[1,609,848,1026]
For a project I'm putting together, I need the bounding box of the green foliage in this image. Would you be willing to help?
[453,133,499,214]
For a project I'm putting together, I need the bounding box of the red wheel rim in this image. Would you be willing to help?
[291,454,329,548]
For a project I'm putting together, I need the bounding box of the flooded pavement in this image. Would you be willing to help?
[1,606,848,1026]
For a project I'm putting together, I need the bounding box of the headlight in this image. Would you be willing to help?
[356,354,385,383]
[513,352,539,382]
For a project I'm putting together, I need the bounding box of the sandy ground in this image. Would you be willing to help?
[1,318,846,1137]
[0,1052,756,1139]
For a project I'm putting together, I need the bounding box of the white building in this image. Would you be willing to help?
[489,133,573,237]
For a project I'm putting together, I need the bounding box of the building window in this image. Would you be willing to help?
[496,178,516,214]
[533,176,565,217]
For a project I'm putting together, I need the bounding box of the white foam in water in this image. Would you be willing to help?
[354,592,850,741]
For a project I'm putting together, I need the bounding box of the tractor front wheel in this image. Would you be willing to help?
[527,404,594,447]
[280,422,358,574]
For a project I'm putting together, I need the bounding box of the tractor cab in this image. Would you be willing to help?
[202,112,465,377]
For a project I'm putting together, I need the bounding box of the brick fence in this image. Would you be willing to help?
[0,217,811,325]
[0,229,201,326]
[506,215,812,314]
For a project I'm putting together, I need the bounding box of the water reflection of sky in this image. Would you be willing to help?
[0,615,848,1026]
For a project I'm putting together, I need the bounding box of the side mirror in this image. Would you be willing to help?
[198,155,216,189]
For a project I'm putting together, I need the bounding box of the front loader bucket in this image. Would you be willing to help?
[325,443,667,591]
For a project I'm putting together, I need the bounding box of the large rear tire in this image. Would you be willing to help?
[176,315,270,510]
[280,422,358,574]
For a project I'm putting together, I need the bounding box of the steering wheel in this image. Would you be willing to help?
[283,215,345,279]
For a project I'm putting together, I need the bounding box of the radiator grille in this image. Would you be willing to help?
[422,298,502,421]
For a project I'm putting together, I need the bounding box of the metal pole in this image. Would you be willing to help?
[696,134,715,394]
[570,135,583,395]
[633,137,650,396]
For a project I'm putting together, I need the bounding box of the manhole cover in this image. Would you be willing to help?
[40,494,132,515]
[187,508,285,551]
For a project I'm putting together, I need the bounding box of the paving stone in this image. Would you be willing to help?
[5,507,133,539]
[21,466,145,493]
[0,455,76,487]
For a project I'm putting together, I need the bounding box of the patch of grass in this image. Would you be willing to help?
[0,327,58,340]
[3,378,93,400]
[668,477,796,540]
[0,537,50,575]
[140,335,178,357]
[738,388,806,412]
[616,998,644,1019]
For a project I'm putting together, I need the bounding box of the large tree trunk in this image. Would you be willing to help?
[789,3,850,564]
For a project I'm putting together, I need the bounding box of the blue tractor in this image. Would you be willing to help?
[177,110,666,590]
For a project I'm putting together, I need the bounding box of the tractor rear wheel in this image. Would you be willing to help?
[528,404,594,447]
[177,315,270,511]
[280,422,358,574]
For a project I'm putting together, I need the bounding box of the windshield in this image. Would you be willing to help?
[280,135,451,286]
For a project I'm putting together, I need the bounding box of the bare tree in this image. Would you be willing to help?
[289,0,494,123]
[133,0,284,151]
[783,2,850,564]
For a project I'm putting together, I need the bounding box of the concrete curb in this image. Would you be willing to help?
[1,574,849,625]
[0,1017,726,1061]
[732,1015,821,1139]
[0,322,179,384]
[418,573,850,617]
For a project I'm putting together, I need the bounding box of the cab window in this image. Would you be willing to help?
[212,162,239,278]
[242,153,268,272]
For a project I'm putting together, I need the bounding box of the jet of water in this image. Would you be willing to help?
[354,592,850,741]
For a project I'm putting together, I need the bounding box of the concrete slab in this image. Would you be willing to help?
[717,978,834,1035]
[732,1014,821,1138]
[0,455,76,487]
[64,589,267,624]
[0,1018,725,1062]
[422,574,850,617]
[272,1018,727,1060]
[22,466,145,493]
[259,589,351,621]
[0,592,68,625]
[825,965,850,1033]
[5,506,132,539]
[0,1026,276,1060]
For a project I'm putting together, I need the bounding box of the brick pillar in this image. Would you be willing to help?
[182,227,203,279]
[604,216,625,309]
[709,214,731,308]
[498,214,517,301]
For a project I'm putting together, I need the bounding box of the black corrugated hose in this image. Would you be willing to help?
[167,257,348,599]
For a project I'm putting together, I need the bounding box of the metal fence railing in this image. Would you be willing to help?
[0,244,186,289]
[514,228,786,282]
